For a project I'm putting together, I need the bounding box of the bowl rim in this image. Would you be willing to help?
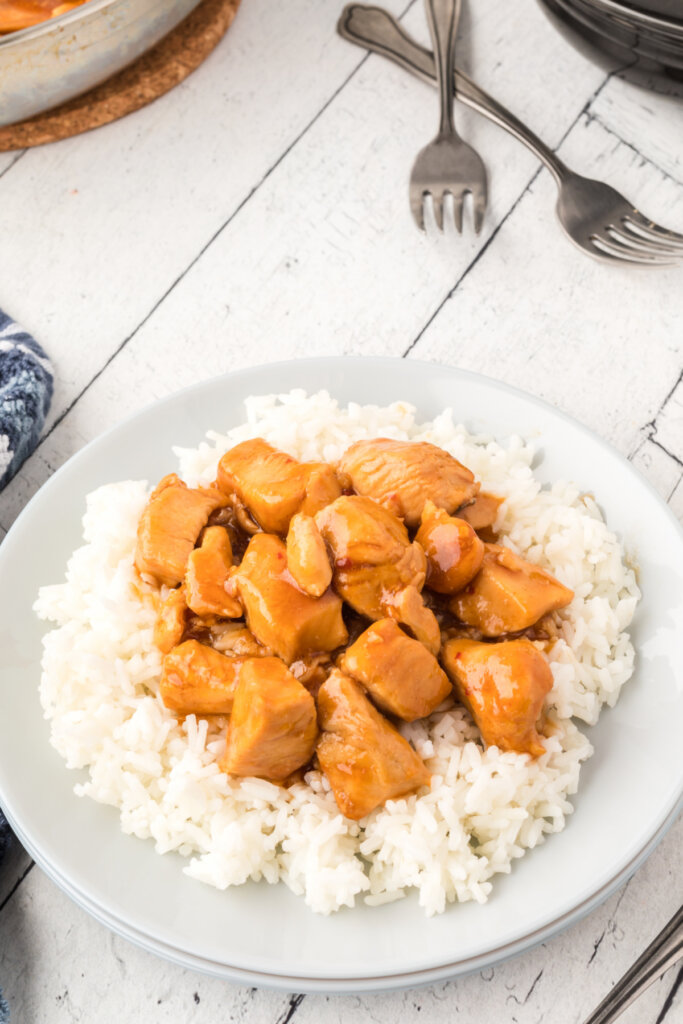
[0,0,126,50]
[554,0,683,33]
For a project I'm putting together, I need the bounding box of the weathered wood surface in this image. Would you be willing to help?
[0,0,681,1020]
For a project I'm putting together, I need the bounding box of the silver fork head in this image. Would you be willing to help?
[409,134,487,233]
[556,173,683,266]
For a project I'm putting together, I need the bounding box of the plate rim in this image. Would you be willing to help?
[8,801,679,991]
[1,355,682,984]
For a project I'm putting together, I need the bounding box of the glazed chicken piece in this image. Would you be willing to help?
[441,637,554,757]
[135,474,226,587]
[230,533,347,664]
[316,670,431,820]
[0,0,86,33]
[286,513,333,597]
[154,586,188,654]
[415,500,485,595]
[216,438,341,535]
[457,492,503,535]
[220,657,318,781]
[185,526,242,619]
[315,495,440,654]
[338,438,479,528]
[159,639,246,715]
[340,619,451,722]
[450,543,574,636]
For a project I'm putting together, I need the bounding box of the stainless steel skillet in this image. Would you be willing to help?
[0,0,204,128]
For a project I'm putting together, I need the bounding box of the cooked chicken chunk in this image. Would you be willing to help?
[441,637,553,757]
[315,495,440,653]
[338,438,479,528]
[286,513,333,597]
[340,619,451,722]
[415,500,485,594]
[159,639,245,715]
[220,657,318,781]
[457,492,503,534]
[135,474,226,587]
[216,439,341,535]
[154,586,188,654]
[185,526,242,618]
[230,533,347,664]
[450,543,574,636]
[316,670,430,820]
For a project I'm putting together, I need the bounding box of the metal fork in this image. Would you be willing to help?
[408,0,488,233]
[338,4,683,265]
[582,904,683,1024]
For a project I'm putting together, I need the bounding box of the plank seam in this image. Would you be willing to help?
[0,858,35,915]
[0,149,26,181]
[273,994,305,1024]
[649,436,683,471]
[587,111,683,191]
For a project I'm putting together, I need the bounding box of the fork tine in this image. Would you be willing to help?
[624,213,683,250]
[432,194,445,232]
[608,225,683,259]
[452,194,464,234]
[472,188,486,234]
[590,234,678,266]
[410,188,426,232]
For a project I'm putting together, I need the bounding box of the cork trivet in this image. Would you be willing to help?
[0,0,241,151]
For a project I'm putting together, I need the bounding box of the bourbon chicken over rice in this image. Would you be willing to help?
[138,436,574,821]
[35,393,639,914]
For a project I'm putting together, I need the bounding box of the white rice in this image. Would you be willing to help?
[34,391,640,915]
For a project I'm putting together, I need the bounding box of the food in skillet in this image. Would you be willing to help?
[0,0,86,33]
[36,392,639,914]
[136,433,575,820]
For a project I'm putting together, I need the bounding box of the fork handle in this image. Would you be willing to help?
[582,905,683,1024]
[424,0,461,137]
[338,4,568,184]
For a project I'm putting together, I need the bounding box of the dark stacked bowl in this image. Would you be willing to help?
[537,0,683,92]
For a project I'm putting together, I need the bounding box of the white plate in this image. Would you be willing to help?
[1,357,682,991]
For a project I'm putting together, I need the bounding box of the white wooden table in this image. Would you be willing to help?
[1,0,682,1020]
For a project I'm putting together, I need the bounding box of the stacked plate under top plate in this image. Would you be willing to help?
[0,358,682,990]
[537,0,683,88]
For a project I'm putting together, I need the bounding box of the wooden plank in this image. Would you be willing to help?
[589,75,683,185]
[409,113,683,459]
[630,437,683,509]
[0,1,607,528]
[669,476,683,522]
[0,840,31,911]
[0,0,408,434]
[0,150,23,178]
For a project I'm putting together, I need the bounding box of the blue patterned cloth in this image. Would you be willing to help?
[0,809,11,1022]
[0,309,54,492]
[0,811,11,864]
[0,309,52,1023]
